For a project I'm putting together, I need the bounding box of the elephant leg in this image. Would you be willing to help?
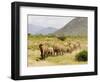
[41,53,44,60]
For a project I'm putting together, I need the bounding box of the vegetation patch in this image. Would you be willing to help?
[75,50,88,61]
[57,36,66,41]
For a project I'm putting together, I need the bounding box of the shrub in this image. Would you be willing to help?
[57,36,66,41]
[75,50,88,61]
[47,35,55,38]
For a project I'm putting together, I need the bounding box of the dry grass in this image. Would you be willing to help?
[27,35,87,67]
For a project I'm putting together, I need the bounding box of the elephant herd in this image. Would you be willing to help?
[39,41,80,60]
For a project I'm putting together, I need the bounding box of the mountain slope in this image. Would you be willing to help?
[54,17,88,36]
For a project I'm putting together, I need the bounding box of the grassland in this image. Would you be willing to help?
[27,34,88,67]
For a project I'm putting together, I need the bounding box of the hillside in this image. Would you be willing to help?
[54,17,88,36]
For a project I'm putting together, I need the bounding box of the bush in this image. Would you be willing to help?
[57,36,66,41]
[46,34,55,38]
[75,50,88,61]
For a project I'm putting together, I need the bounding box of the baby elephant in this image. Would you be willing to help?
[47,47,54,56]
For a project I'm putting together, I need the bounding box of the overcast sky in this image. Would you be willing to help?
[28,15,75,29]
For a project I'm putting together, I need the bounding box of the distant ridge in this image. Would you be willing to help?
[36,27,57,35]
[28,24,45,35]
[54,17,88,36]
